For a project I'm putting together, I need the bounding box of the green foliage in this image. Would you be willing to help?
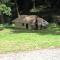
[0,23,60,53]
[0,4,11,16]
[0,0,10,3]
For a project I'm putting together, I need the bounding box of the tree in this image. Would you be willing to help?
[0,0,11,24]
[0,4,11,16]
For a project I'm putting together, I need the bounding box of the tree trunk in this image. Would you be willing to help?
[0,13,4,24]
[15,0,19,17]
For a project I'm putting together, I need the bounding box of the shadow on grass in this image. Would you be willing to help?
[11,24,60,35]
[1,23,60,35]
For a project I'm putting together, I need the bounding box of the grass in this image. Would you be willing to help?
[0,23,60,53]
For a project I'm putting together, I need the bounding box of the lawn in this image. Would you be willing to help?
[0,23,60,53]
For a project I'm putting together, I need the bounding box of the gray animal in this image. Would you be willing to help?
[29,16,49,30]
[37,17,49,29]
[22,15,49,30]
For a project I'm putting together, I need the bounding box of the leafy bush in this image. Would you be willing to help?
[0,4,11,16]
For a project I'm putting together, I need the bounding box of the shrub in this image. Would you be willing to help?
[0,4,11,16]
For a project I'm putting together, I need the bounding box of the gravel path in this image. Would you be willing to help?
[0,48,60,60]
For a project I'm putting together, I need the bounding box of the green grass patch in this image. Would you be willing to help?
[0,23,60,53]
